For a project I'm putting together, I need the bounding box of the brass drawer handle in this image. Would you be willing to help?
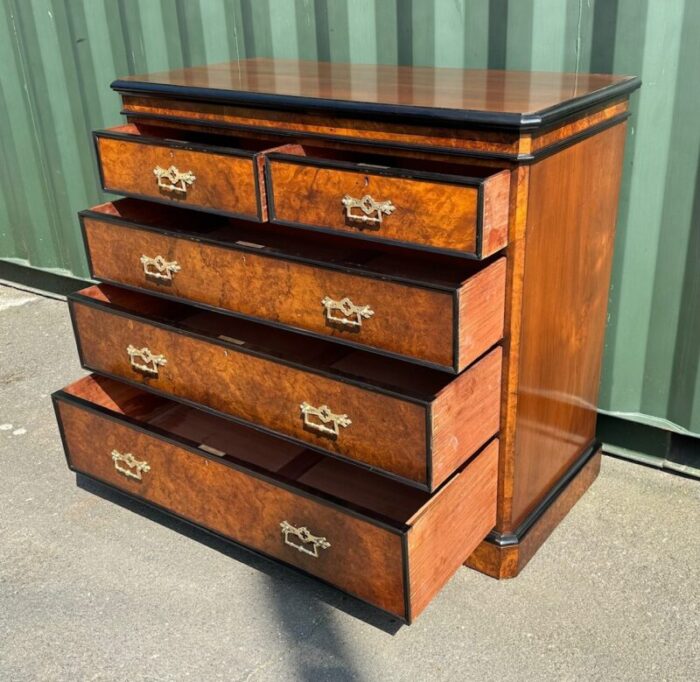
[280,520,330,558]
[111,449,150,481]
[342,194,395,227]
[321,296,374,329]
[126,345,167,376]
[153,165,196,194]
[141,254,181,281]
[300,402,351,438]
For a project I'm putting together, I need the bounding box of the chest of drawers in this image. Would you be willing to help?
[53,60,639,622]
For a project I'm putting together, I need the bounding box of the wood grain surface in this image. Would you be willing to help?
[56,391,407,616]
[82,205,506,371]
[510,124,626,526]
[96,124,265,219]
[267,153,509,256]
[69,285,501,488]
[407,439,498,619]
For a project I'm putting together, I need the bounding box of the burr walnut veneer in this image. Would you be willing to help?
[53,59,639,622]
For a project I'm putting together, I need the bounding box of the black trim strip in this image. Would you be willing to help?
[111,76,641,132]
[74,470,410,624]
[401,533,412,623]
[451,290,461,374]
[485,440,601,547]
[529,113,631,164]
[476,182,484,259]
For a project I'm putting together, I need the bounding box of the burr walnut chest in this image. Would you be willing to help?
[53,59,639,622]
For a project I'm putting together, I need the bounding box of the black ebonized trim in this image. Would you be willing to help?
[451,291,460,375]
[529,113,630,164]
[485,440,601,547]
[401,533,412,623]
[111,76,641,132]
[476,183,484,259]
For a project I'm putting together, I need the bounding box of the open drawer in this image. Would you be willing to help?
[53,374,498,622]
[94,124,290,220]
[265,145,511,258]
[68,284,502,491]
[80,199,506,372]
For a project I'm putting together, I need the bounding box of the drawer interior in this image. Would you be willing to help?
[103,123,287,155]
[87,199,491,288]
[63,374,431,526]
[75,284,457,399]
[270,143,508,182]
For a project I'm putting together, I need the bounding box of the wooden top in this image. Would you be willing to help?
[113,58,640,131]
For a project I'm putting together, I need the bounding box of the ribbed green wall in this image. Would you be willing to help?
[1,0,698,438]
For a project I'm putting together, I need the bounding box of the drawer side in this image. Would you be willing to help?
[430,347,503,488]
[407,440,498,621]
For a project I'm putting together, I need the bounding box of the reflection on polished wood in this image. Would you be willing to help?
[115,58,638,126]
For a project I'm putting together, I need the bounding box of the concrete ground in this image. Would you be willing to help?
[0,282,698,682]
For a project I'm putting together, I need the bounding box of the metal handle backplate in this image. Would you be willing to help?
[141,254,181,281]
[153,165,196,194]
[111,449,150,481]
[342,194,395,227]
[321,296,374,329]
[126,345,167,376]
[280,520,330,558]
[299,402,351,438]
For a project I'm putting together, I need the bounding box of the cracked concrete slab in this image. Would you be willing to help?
[1,284,698,682]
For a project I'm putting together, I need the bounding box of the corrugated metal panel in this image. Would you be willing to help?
[1,0,698,436]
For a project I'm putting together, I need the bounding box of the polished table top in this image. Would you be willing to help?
[113,58,640,130]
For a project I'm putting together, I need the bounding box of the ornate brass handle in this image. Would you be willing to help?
[126,345,167,376]
[321,296,374,329]
[342,194,396,226]
[153,165,196,194]
[280,521,330,558]
[300,402,351,438]
[141,254,181,281]
[111,449,150,481]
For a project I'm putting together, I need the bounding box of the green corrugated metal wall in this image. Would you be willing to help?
[1,0,699,439]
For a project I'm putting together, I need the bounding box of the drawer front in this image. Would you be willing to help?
[95,131,263,220]
[71,301,429,484]
[82,216,456,369]
[55,398,407,617]
[267,157,490,254]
